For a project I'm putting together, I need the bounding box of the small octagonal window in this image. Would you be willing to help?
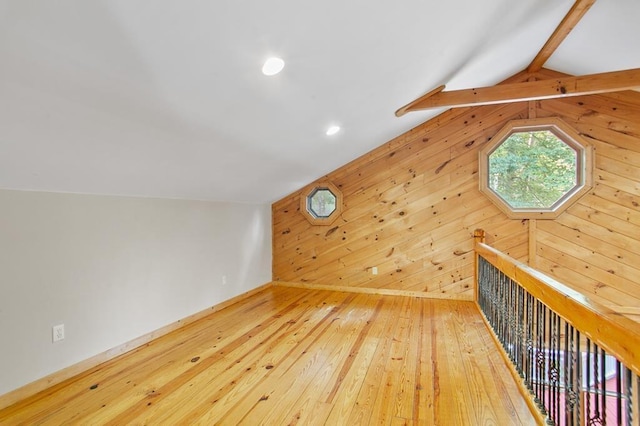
[479,118,593,219]
[308,188,337,218]
[300,182,343,225]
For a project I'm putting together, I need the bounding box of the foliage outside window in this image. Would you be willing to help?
[489,130,577,208]
[479,118,593,219]
[300,182,343,225]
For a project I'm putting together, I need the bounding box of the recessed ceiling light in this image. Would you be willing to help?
[262,57,285,76]
[326,125,341,136]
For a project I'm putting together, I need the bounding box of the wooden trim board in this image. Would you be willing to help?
[0,282,273,411]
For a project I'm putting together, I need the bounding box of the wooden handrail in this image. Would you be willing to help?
[475,239,640,379]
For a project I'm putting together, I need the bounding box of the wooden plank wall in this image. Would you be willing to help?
[273,68,640,312]
[533,69,640,318]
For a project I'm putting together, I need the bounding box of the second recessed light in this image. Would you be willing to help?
[326,125,341,136]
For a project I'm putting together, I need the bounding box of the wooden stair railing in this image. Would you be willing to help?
[473,229,640,426]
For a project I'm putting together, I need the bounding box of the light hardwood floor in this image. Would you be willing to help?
[0,286,537,425]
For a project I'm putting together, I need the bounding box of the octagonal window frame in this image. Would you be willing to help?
[300,182,343,225]
[479,117,593,220]
[308,187,337,218]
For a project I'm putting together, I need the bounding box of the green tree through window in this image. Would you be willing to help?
[488,130,577,209]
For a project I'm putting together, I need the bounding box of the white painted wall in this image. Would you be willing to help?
[0,189,272,396]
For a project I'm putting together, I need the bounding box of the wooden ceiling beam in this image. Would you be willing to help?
[394,85,446,118]
[528,0,596,72]
[395,68,640,115]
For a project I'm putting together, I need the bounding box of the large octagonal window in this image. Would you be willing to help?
[300,182,343,225]
[479,118,593,219]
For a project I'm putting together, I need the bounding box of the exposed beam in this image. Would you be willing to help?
[394,85,446,117]
[396,68,640,114]
[396,0,598,117]
[528,0,596,72]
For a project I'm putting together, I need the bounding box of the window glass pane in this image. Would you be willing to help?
[308,188,337,218]
[488,130,578,209]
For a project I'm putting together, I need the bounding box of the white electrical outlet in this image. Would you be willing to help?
[222,275,227,285]
[52,324,65,342]
[371,266,378,275]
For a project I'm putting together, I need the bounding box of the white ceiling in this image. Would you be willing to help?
[1,0,638,203]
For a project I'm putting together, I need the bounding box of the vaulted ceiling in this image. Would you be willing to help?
[1,0,638,203]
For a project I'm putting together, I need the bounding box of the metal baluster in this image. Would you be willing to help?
[485,262,490,318]
[503,271,509,354]
[497,270,502,342]
[540,303,548,414]
[555,314,562,424]
[478,257,483,310]
[526,292,533,390]
[516,280,521,369]
[495,271,502,342]
[629,376,640,424]
[492,263,497,331]
[586,340,592,423]
[548,310,556,424]
[615,360,622,426]
[511,277,517,364]
[547,311,556,424]
[497,271,503,345]
[576,331,582,426]
[534,300,540,406]
[502,273,507,354]
[564,320,570,426]
[485,259,490,321]
[536,300,544,409]
[482,258,486,308]
[547,306,553,421]
[593,343,601,424]
[512,281,517,367]
[496,268,500,328]
[529,295,536,397]
[496,267,500,330]
[504,272,509,354]
[518,285,525,376]
[624,367,631,426]
[600,347,606,425]
[480,259,486,316]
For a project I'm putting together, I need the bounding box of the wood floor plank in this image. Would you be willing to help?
[257,294,380,426]
[0,286,537,425]
[137,290,333,425]
[433,300,471,425]
[0,287,305,424]
[173,291,357,425]
[208,292,361,425]
[414,298,435,425]
[372,296,420,424]
[346,295,405,425]
[99,289,314,425]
